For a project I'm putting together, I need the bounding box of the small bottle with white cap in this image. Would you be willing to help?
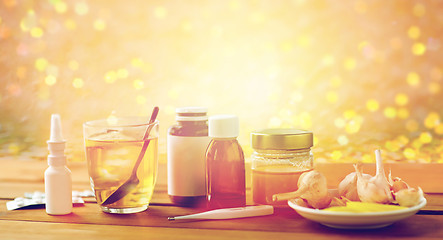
[44,114,72,215]
[206,115,246,209]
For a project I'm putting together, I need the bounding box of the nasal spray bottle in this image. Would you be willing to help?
[45,114,72,215]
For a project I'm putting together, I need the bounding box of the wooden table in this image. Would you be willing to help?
[1,159,442,239]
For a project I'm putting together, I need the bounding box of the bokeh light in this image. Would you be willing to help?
[72,78,84,89]
[0,0,442,164]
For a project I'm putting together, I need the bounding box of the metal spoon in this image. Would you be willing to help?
[102,106,159,206]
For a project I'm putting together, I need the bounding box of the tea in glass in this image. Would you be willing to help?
[84,117,158,214]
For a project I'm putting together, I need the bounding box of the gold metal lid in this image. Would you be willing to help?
[251,129,313,150]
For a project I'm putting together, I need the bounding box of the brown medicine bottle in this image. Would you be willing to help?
[168,107,210,207]
[206,115,246,209]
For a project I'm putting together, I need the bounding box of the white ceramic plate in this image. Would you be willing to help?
[288,198,427,229]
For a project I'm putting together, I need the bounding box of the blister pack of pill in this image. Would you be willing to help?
[6,190,93,211]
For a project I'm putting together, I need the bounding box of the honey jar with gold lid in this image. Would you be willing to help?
[250,129,313,206]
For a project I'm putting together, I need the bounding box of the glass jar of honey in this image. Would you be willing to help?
[250,129,313,206]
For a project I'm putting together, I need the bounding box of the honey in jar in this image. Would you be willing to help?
[250,129,313,206]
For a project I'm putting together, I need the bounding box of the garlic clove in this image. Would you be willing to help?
[395,187,424,207]
[391,178,409,193]
[388,170,409,193]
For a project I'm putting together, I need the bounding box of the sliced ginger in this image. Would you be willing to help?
[324,201,407,213]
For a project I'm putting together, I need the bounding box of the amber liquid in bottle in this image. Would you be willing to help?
[206,138,246,209]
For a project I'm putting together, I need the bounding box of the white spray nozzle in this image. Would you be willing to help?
[49,114,65,142]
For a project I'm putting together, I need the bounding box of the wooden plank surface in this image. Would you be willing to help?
[9,220,442,240]
[0,220,330,240]
[1,201,443,239]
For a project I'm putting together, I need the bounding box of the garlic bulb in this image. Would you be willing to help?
[272,170,332,209]
[338,171,372,201]
[395,187,424,207]
[354,150,394,204]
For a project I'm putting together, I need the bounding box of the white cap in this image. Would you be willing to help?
[47,114,66,166]
[49,114,65,142]
[209,115,239,138]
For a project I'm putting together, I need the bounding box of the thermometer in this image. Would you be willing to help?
[168,205,274,221]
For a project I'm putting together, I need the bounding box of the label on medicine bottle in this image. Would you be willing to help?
[167,135,210,197]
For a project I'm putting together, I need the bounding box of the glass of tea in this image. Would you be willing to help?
[83,117,159,214]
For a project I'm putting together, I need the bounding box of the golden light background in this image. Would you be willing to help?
[1,0,442,163]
